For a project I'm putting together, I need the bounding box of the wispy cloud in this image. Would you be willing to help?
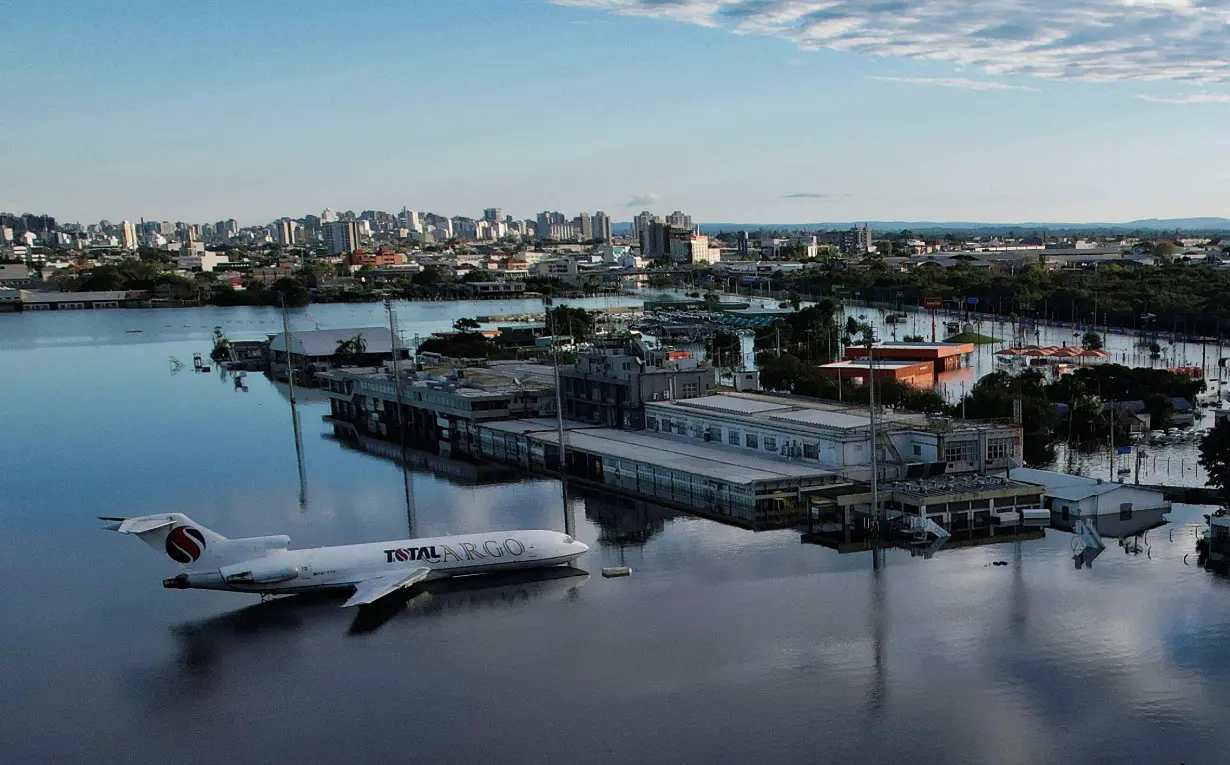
[623,193,661,207]
[784,192,840,199]
[553,1,1230,84]
[1138,93,1230,104]
[867,76,1039,92]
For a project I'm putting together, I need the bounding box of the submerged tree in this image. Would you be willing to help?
[333,334,368,366]
[1199,420,1230,506]
[209,326,232,364]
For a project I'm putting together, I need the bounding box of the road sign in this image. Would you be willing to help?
[833,285,850,297]
[967,297,979,305]
[923,296,942,310]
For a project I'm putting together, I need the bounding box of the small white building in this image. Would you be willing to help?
[177,250,228,273]
[1009,467,1170,534]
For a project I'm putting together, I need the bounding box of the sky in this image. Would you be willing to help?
[3,0,1230,226]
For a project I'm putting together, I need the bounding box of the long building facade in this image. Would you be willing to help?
[641,392,1021,482]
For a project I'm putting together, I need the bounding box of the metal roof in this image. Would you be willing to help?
[526,427,839,486]
[887,475,1032,498]
[767,409,870,430]
[676,394,791,415]
[1009,467,1165,502]
[650,391,977,433]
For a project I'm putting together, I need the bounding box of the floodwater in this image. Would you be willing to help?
[3,300,1230,765]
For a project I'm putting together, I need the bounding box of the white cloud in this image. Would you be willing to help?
[554,0,1230,84]
[867,76,1039,91]
[1138,93,1230,103]
[623,192,662,207]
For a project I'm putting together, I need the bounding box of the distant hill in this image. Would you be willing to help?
[614,218,1230,235]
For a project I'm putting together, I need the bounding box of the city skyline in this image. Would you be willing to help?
[3,1,1229,224]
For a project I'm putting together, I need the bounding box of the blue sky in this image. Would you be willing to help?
[3,0,1229,225]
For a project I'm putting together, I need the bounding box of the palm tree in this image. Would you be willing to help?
[333,334,368,366]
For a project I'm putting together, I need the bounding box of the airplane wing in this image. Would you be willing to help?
[342,567,432,608]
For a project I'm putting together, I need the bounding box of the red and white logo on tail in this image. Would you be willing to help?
[165,526,206,563]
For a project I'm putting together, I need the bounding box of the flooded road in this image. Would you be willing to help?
[2,302,1230,765]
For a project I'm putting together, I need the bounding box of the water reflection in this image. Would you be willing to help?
[12,303,1230,765]
[581,488,678,548]
[324,423,519,488]
[146,569,589,708]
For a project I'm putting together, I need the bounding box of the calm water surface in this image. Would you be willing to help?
[2,301,1229,765]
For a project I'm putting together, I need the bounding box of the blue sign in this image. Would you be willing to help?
[967,297,979,305]
[1116,446,1133,455]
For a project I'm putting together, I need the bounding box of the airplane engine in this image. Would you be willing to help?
[220,559,299,585]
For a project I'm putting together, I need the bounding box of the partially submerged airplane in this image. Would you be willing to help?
[103,513,588,607]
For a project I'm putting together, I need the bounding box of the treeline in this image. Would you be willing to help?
[58,260,196,295]
[783,262,1230,337]
[958,365,1205,464]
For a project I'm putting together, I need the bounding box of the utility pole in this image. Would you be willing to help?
[387,299,415,535]
[548,308,573,538]
[281,296,307,510]
[864,325,883,541]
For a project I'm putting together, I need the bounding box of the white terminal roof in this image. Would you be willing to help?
[487,422,840,486]
[768,408,870,430]
[675,394,791,415]
[659,392,960,433]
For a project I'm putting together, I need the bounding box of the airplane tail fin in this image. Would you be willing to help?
[101,513,228,568]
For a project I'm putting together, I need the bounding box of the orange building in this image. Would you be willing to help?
[816,359,935,388]
[844,341,974,372]
[349,251,405,267]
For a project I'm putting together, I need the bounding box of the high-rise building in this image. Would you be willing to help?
[483,207,503,223]
[827,224,873,255]
[666,210,692,230]
[632,211,655,243]
[593,211,612,243]
[452,217,477,240]
[120,221,138,251]
[670,234,718,265]
[321,207,337,223]
[276,219,297,246]
[548,222,576,241]
[640,219,669,258]
[737,230,750,259]
[577,213,593,241]
[402,208,420,232]
[322,220,360,254]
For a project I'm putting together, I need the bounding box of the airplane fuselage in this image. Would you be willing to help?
[165,529,586,596]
